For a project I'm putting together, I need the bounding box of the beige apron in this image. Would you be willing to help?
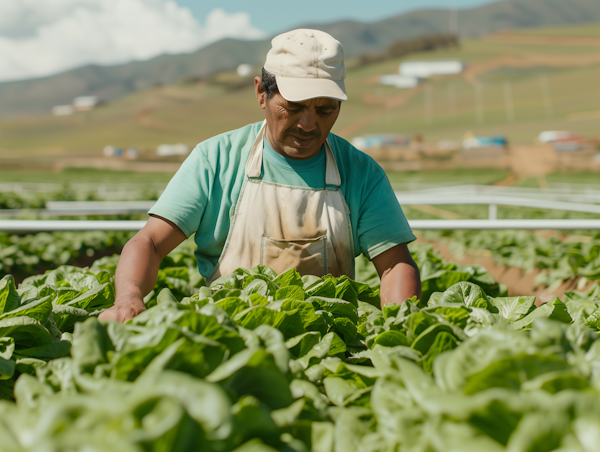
[208,121,355,284]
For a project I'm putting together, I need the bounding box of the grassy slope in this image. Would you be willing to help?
[514,22,600,37]
[3,0,600,119]
[1,23,600,161]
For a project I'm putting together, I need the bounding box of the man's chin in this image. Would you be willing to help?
[281,144,321,160]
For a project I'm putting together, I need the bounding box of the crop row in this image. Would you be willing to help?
[1,242,600,450]
[422,230,600,287]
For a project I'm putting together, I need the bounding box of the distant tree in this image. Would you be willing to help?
[353,33,459,69]
[387,34,458,58]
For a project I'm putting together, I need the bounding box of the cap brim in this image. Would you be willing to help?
[276,75,347,102]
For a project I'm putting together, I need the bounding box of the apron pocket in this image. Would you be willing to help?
[260,235,328,277]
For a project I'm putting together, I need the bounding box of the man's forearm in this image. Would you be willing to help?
[114,234,162,305]
[380,262,421,306]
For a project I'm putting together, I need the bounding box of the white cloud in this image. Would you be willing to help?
[0,0,266,82]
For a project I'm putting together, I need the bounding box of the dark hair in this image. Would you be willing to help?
[260,67,342,108]
[261,68,279,99]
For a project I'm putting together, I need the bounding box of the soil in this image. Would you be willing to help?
[9,247,122,285]
[428,241,595,306]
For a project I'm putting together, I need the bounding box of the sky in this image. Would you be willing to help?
[0,0,493,83]
[177,0,495,35]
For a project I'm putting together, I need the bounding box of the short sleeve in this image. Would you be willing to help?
[147,147,213,238]
[357,173,416,260]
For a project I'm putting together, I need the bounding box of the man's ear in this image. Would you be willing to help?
[255,77,266,110]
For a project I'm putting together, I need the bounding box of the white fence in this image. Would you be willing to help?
[0,185,598,231]
[0,218,599,233]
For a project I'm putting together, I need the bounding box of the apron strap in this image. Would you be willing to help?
[324,139,341,187]
[246,121,267,178]
[245,120,342,187]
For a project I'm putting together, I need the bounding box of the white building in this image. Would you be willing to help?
[400,61,464,78]
[157,143,190,156]
[237,64,253,77]
[538,131,578,143]
[379,74,421,89]
[73,95,100,110]
[52,105,74,116]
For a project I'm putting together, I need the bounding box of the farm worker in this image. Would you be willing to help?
[99,29,421,323]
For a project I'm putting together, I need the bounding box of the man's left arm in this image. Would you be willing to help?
[372,243,421,306]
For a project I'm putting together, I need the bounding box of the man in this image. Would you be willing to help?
[99,29,420,323]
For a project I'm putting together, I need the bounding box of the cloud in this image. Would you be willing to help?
[0,0,266,82]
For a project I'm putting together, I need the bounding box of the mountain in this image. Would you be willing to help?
[1,0,599,119]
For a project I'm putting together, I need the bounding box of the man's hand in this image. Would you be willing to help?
[100,216,186,323]
[372,243,421,306]
[99,297,146,323]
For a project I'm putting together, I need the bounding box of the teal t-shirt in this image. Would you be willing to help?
[149,122,416,277]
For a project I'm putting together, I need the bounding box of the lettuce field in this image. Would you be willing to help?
[1,232,600,452]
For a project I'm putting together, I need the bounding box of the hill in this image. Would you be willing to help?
[1,21,600,171]
[1,0,600,119]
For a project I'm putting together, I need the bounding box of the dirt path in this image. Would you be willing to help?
[430,241,595,305]
[462,52,600,84]
[493,173,519,186]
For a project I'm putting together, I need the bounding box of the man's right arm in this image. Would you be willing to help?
[98,216,187,323]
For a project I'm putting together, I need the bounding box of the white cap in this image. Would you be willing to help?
[264,29,347,102]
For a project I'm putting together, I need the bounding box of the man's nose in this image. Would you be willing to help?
[297,109,318,132]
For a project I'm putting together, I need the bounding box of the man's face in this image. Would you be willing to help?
[255,77,341,159]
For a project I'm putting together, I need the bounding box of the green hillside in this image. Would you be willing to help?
[1,22,600,165]
[1,0,600,119]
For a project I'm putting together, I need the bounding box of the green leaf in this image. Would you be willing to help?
[289,332,346,373]
[62,282,114,312]
[0,337,15,360]
[0,316,52,348]
[373,330,411,348]
[506,411,569,452]
[334,278,358,307]
[230,395,280,446]
[411,323,459,355]
[323,376,372,407]
[0,357,14,380]
[274,285,305,301]
[207,348,294,410]
[273,268,303,288]
[464,353,571,394]
[14,337,71,360]
[248,265,277,279]
[52,304,90,333]
[0,275,20,315]
[285,332,322,359]
[243,275,278,297]
[306,279,336,298]
[429,282,492,310]
[332,317,357,343]
[216,297,250,318]
[308,297,358,324]
[71,318,114,373]
[488,296,536,322]
[421,331,458,374]
[0,295,52,323]
[512,298,572,329]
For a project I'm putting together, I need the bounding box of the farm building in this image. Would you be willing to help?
[73,95,100,111]
[51,105,74,116]
[237,64,253,77]
[399,60,464,77]
[352,134,409,150]
[157,143,190,156]
[379,74,421,89]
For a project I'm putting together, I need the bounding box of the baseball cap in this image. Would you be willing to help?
[264,29,347,102]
